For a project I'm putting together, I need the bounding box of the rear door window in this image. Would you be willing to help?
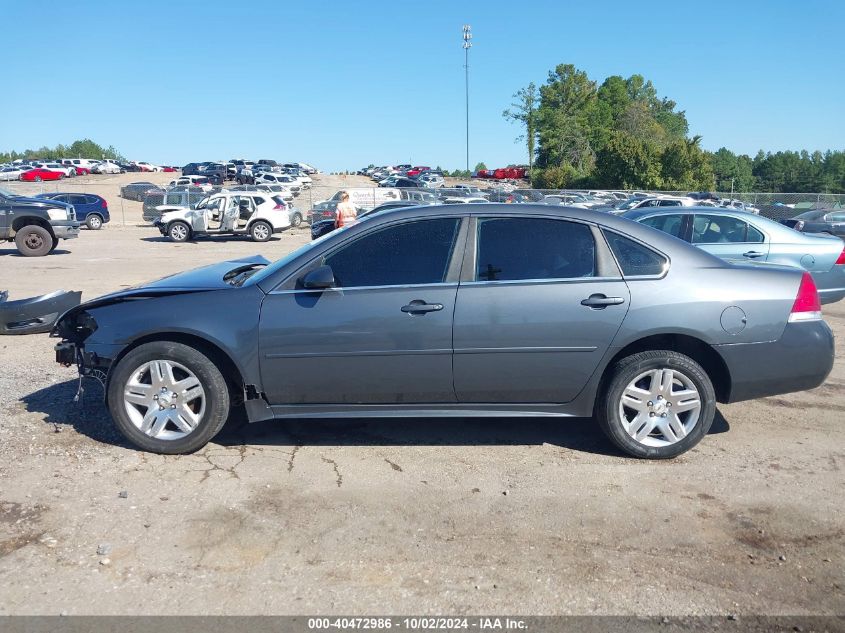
[692,214,757,244]
[475,217,595,281]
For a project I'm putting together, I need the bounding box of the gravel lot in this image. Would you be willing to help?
[0,174,843,615]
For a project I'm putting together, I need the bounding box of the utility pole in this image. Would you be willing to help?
[462,25,472,174]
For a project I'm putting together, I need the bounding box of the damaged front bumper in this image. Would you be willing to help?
[0,290,82,335]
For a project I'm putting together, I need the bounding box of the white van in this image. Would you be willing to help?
[321,188,402,211]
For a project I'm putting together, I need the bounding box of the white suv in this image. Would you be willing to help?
[154,191,292,242]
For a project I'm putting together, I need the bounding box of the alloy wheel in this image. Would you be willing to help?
[122,360,206,440]
[618,368,702,447]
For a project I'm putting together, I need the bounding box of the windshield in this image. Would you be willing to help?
[615,199,641,210]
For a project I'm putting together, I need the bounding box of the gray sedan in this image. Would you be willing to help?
[624,207,845,304]
[53,204,834,459]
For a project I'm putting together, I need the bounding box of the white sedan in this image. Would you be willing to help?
[135,162,161,172]
[34,162,75,177]
[0,166,28,181]
[92,162,122,174]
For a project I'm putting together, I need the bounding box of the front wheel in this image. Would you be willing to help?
[107,341,231,454]
[250,220,272,242]
[596,350,715,459]
[14,225,53,257]
[167,221,191,242]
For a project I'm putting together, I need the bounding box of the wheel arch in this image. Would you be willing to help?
[11,216,54,236]
[598,333,732,404]
[105,332,246,407]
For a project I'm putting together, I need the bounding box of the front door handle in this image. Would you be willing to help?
[401,300,444,315]
[580,294,624,309]
[743,251,764,258]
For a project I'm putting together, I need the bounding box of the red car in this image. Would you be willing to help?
[405,166,431,177]
[74,167,91,176]
[20,168,64,182]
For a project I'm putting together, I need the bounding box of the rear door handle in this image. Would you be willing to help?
[743,251,764,258]
[580,294,624,309]
[401,300,444,315]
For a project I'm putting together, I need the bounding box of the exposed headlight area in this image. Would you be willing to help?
[47,207,68,221]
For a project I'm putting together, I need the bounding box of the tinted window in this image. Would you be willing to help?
[475,218,595,282]
[69,195,88,205]
[640,214,685,239]
[251,196,266,206]
[604,231,668,277]
[324,218,460,288]
[746,224,765,243]
[658,200,681,207]
[826,212,845,222]
[692,214,756,244]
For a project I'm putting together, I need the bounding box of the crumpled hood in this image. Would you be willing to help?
[51,256,271,338]
[140,255,271,290]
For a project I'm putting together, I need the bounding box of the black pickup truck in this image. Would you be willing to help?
[0,187,80,256]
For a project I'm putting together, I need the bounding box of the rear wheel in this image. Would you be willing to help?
[596,350,715,459]
[107,341,230,454]
[86,214,104,230]
[290,212,303,228]
[250,220,272,242]
[14,225,53,257]
[167,221,191,242]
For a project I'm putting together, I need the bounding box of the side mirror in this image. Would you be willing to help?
[301,265,336,290]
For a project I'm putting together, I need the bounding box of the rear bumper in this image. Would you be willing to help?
[717,320,835,403]
[812,265,845,304]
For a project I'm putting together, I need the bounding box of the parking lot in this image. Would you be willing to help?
[0,173,843,616]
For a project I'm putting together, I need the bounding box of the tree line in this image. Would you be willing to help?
[503,64,845,193]
[0,139,125,164]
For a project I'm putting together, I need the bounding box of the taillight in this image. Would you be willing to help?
[836,247,845,266]
[789,272,822,322]
[100,198,107,208]
[795,221,805,231]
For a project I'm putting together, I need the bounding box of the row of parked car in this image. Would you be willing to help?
[0,159,177,182]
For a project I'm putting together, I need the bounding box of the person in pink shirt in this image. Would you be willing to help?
[335,191,358,229]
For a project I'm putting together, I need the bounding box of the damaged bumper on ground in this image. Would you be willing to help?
[0,290,82,335]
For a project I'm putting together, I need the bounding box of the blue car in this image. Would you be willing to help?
[35,193,110,230]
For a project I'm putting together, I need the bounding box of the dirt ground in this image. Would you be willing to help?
[0,173,843,616]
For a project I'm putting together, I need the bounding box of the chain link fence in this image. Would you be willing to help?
[4,176,844,226]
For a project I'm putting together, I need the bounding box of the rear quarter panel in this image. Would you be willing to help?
[617,263,801,347]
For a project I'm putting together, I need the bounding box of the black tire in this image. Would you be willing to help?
[107,341,231,454]
[290,212,303,228]
[250,220,272,242]
[596,350,716,459]
[34,176,42,182]
[50,237,59,252]
[167,221,191,242]
[14,225,53,257]
[86,214,104,230]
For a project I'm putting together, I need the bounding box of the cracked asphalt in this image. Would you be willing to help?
[0,174,843,615]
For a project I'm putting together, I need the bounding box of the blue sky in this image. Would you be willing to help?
[2,0,843,171]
